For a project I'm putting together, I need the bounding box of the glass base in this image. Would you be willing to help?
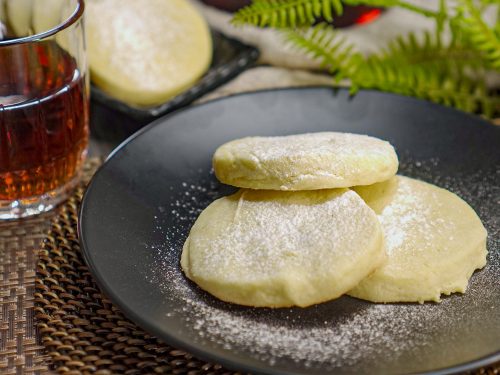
[0,174,80,220]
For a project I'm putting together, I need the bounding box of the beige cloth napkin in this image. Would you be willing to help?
[192,0,438,69]
[198,66,336,103]
[192,0,499,90]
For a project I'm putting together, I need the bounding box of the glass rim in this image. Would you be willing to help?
[0,0,85,46]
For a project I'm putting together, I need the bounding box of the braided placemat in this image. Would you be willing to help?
[33,155,500,375]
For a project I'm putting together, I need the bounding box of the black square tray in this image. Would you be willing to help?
[90,31,259,142]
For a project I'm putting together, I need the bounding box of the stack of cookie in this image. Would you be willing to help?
[181,132,487,307]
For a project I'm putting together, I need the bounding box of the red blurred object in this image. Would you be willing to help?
[355,8,382,25]
[327,5,384,28]
[199,0,383,28]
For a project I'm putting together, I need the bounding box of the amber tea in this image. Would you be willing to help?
[0,0,88,219]
[0,41,88,202]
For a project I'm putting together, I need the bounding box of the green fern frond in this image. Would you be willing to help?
[283,24,360,79]
[232,0,344,28]
[450,8,467,46]
[352,29,498,115]
[352,60,498,116]
[436,0,448,41]
[479,0,499,5]
[457,0,500,69]
[381,31,489,74]
[234,0,500,117]
[284,25,498,116]
[233,0,442,27]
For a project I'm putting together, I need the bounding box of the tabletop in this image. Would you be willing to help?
[1,65,499,375]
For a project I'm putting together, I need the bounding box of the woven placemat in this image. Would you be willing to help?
[33,159,500,375]
[33,160,238,375]
[0,213,52,375]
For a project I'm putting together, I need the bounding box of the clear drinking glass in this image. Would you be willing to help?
[0,0,88,219]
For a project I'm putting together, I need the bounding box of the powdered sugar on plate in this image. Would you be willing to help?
[146,155,499,374]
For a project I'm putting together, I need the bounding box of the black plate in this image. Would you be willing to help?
[89,31,259,142]
[80,88,500,375]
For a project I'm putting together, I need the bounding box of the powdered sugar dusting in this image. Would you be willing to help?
[218,132,395,162]
[214,132,399,190]
[187,189,379,285]
[145,155,499,374]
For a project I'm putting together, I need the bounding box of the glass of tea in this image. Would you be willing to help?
[0,0,88,219]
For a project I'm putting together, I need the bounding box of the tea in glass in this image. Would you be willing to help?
[0,0,88,219]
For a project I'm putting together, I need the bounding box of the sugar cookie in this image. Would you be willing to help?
[86,0,212,107]
[349,176,488,303]
[213,132,398,190]
[182,189,385,307]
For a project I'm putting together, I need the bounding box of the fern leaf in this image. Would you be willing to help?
[284,23,498,116]
[380,31,489,74]
[352,60,498,116]
[436,0,448,42]
[283,24,360,79]
[479,0,499,5]
[457,0,500,70]
[232,0,344,28]
[234,0,441,28]
[353,29,498,116]
[233,0,499,116]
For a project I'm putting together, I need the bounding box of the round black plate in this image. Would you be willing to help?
[80,88,500,375]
